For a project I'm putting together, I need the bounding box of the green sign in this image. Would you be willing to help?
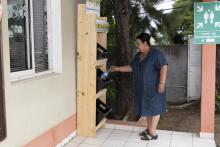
[194,2,220,44]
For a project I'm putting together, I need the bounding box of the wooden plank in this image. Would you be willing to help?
[77,4,97,137]
[77,4,88,137]
[99,91,106,104]
[97,17,107,48]
[96,118,107,131]
[97,17,107,72]
[97,33,107,49]
[96,89,107,99]
[96,58,107,67]
[86,12,97,137]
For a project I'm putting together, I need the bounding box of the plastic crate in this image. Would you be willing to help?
[96,99,112,125]
[96,69,113,92]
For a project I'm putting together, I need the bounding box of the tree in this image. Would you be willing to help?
[162,0,200,44]
[112,0,133,118]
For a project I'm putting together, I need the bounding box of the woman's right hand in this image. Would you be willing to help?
[110,66,120,72]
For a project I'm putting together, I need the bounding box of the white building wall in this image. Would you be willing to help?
[0,0,77,146]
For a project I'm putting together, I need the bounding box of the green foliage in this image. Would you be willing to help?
[130,0,166,41]
[100,0,116,50]
[216,94,220,113]
[100,0,205,44]
[106,84,117,99]
[163,0,201,44]
[101,0,166,45]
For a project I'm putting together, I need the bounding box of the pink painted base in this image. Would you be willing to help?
[24,114,76,147]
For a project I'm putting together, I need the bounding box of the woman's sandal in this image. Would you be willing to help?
[138,128,149,136]
[140,132,158,140]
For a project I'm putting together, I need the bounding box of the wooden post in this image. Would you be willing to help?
[77,4,108,137]
[200,0,216,138]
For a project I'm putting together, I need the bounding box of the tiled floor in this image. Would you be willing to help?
[66,124,217,147]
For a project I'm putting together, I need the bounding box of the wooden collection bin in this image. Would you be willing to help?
[77,4,109,137]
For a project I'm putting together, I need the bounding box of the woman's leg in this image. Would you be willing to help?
[140,115,160,140]
[147,117,151,130]
[149,115,160,135]
[138,116,148,136]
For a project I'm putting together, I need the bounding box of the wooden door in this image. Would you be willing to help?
[187,36,201,100]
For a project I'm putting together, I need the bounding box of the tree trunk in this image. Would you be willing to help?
[112,0,134,119]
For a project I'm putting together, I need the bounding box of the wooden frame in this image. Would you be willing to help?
[77,4,108,137]
[0,0,7,141]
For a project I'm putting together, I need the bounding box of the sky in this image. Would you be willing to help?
[149,0,176,44]
[155,0,175,13]
[150,0,175,28]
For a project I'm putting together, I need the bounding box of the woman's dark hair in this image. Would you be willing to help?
[136,33,151,47]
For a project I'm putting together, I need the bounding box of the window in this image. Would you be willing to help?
[8,0,62,80]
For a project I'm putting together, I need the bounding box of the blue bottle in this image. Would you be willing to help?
[101,69,111,80]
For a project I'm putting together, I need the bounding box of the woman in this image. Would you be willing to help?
[111,33,168,140]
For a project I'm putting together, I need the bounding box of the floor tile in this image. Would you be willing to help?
[193,133,216,145]
[147,144,169,147]
[157,130,173,135]
[101,140,126,147]
[172,135,192,141]
[193,139,216,146]
[112,129,132,135]
[68,136,86,145]
[148,138,171,146]
[133,126,147,132]
[105,124,115,129]
[124,142,147,147]
[173,131,193,138]
[82,137,105,146]
[193,142,216,147]
[65,141,79,147]
[114,124,134,131]
[108,130,131,141]
[170,139,192,147]
[127,132,149,144]
[77,144,98,147]
[157,133,172,140]
[97,128,114,134]
[96,128,114,139]
[65,127,216,147]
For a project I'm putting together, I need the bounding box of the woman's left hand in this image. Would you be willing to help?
[158,83,165,94]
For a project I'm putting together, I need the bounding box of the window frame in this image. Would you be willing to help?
[9,0,62,81]
[9,0,35,78]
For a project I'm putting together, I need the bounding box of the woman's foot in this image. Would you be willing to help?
[140,131,158,140]
[138,128,149,136]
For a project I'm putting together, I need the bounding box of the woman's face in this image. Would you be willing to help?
[136,39,149,53]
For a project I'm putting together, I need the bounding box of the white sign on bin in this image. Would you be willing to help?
[86,0,101,16]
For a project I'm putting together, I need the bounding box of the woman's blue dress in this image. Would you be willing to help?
[131,48,168,116]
